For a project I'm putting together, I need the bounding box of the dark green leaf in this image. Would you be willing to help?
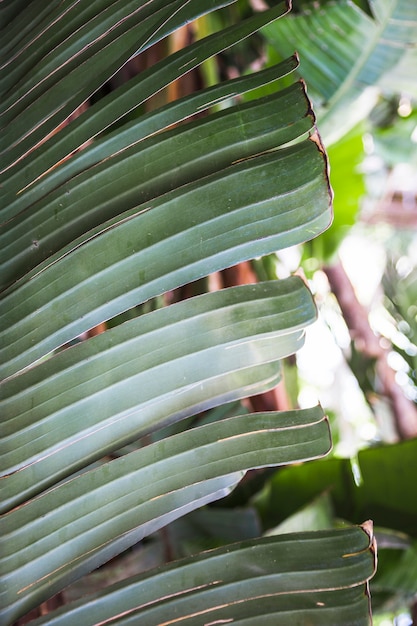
[18,527,374,626]
[0,407,332,623]
[1,278,317,509]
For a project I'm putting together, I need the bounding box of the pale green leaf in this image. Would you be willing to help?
[263,0,417,142]
[1,278,316,510]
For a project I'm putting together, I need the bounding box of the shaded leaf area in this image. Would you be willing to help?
[256,438,417,538]
[262,0,417,141]
[22,526,375,626]
[163,505,262,556]
[57,505,262,605]
[1,3,294,212]
[266,491,335,535]
[0,407,331,624]
[0,0,236,169]
[1,278,316,511]
[58,501,262,598]
[371,538,417,612]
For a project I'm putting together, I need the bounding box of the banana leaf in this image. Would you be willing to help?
[23,525,376,626]
[1,278,318,510]
[1,407,332,622]
[0,0,377,623]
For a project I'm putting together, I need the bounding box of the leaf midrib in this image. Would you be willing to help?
[326,0,400,111]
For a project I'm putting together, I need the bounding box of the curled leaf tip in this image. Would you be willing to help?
[360,519,374,539]
[361,519,378,572]
[309,128,325,154]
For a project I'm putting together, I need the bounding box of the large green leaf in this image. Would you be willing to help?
[256,438,417,538]
[1,278,317,510]
[0,407,331,623]
[24,526,376,626]
[1,55,299,220]
[0,1,289,191]
[1,140,331,379]
[263,0,417,141]
[0,1,376,623]
[0,2,332,383]
[1,79,316,285]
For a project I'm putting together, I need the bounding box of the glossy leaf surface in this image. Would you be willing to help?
[1,407,331,623]
[1,278,317,510]
[27,525,376,626]
[0,0,378,624]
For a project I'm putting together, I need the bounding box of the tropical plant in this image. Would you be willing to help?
[259,0,417,620]
[262,0,417,143]
[0,1,380,624]
[262,0,417,257]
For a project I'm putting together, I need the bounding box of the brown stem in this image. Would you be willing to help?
[220,262,288,412]
[412,599,417,626]
[13,593,65,625]
[324,261,417,440]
